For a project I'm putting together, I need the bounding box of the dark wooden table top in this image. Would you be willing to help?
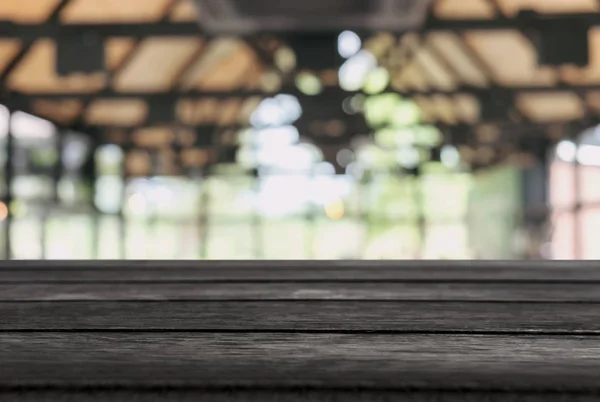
[3,261,600,401]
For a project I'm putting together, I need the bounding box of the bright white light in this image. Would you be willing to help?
[310,175,352,205]
[258,144,315,171]
[297,143,324,162]
[239,141,323,171]
[127,193,147,214]
[255,170,352,218]
[338,50,377,91]
[440,145,460,168]
[556,140,577,162]
[250,98,284,127]
[275,94,302,122]
[315,162,335,176]
[250,95,302,128]
[577,144,600,166]
[252,126,299,148]
[10,111,55,139]
[257,175,310,217]
[338,31,362,58]
[397,147,420,168]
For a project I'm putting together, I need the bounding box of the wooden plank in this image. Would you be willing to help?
[177,39,240,90]
[516,92,584,122]
[3,301,600,332]
[0,40,21,76]
[7,40,106,93]
[60,0,173,22]
[11,37,135,97]
[3,282,600,301]
[0,0,62,22]
[433,0,495,19]
[169,0,198,22]
[215,98,243,125]
[125,150,152,176]
[430,94,460,124]
[586,91,600,114]
[113,38,202,92]
[2,261,600,282]
[132,126,175,147]
[177,98,244,125]
[105,38,137,71]
[30,99,83,125]
[85,99,148,126]
[453,94,481,123]
[426,33,489,87]
[496,0,598,16]
[414,46,458,91]
[1,390,596,402]
[3,333,600,389]
[194,42,259,91]
[464,31,557,86]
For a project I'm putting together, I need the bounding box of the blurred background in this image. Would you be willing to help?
[0,0,597,260]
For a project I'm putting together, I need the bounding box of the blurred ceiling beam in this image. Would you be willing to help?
[0,21,202,39]
[3,12,600,38]
[11,83,600,101]
[81,121,597,134]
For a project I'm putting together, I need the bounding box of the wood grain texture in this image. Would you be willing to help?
[2,282,600,301]
[3,260,600,400]
[2,301,600,332]
[2,260,600,282]
[2,333,600,390]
